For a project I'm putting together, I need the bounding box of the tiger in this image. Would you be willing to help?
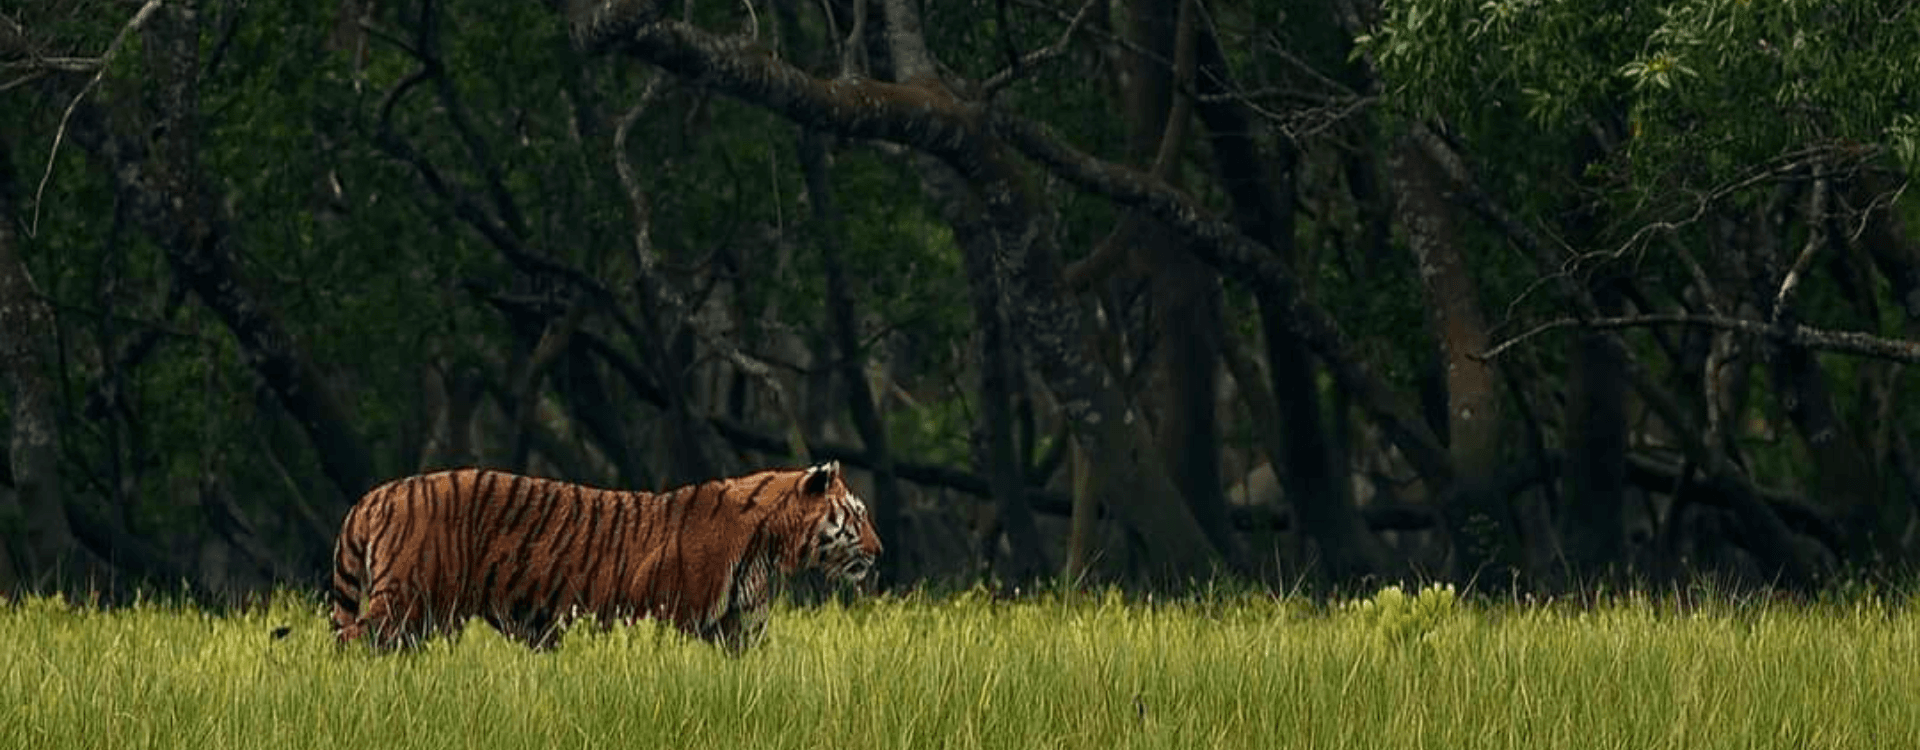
[327,461,881,652]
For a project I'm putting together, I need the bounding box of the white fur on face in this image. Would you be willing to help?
[808,492,875,582]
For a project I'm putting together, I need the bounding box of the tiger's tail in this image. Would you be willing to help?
[329,508,371,644]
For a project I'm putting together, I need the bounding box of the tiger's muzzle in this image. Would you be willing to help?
[843,555,874,583]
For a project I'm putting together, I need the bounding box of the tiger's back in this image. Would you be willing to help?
[329,462,879,651]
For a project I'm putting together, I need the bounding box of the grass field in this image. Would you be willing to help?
[3,583,1918,749]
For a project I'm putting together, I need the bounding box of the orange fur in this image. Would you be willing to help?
[328,462,880,651]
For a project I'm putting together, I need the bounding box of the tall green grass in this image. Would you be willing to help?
[3,585,1917,749]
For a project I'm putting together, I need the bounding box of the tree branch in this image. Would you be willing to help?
[989,112,1453,484]
[576,13,978,153]
[980,0,1100,96]
[1478,313,1920,364]
[1769,175,1828,324]
[28,0,163,238]
[1061,0,1195,292]
[576,0,1879,578]
[478,282,1437,535]
[57,8,379,505]
[1410,123,1829,585]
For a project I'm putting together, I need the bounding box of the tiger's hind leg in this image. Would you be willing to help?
[361,587,441,651]
[331,603,366,646]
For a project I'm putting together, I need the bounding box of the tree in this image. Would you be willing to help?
[0,135,86,590]
[1363,0,1920,583]
[0,0,1914,599]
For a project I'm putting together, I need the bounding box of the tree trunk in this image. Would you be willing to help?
[1387,132,1518,584]
[1563,284,1629,580]
[1187,25,1394,584]
[0,136,88,590]
[1065,439,1100,581]
[920,154,1186,581]
[1116,0,1236,562]
[62,2,381,510]
[882,0,1225,581]
[1768,344,1884,560]
[557,345,651,487]
[799,131,909,586]
[947,168,1052,584]
[1856,174,1920,322]
[1755,181,1886,565]
[420,362,483,470]
[571,0,1243,581]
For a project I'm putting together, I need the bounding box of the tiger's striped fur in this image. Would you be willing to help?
[328,461,880,652]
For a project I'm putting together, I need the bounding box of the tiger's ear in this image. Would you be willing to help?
[802,460,840,496]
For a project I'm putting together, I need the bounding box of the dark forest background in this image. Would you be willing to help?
[2,0,1917,601]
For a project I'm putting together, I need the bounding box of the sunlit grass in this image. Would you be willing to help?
[2,584,1917,749]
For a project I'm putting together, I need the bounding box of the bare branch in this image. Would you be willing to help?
[2,56,104,73]
[612,73,809,459]
[1770,175,1828,324]
[1062,0,1195,290]
[29,0,163,239]
[1478,313,1920,364]
[612,76,668,266]
[980,0,1099,96]
[989,111,1454,484]
[509,289,1425,535]
[364,2,529,240]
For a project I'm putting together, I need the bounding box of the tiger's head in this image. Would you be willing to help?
[789,461,883,584]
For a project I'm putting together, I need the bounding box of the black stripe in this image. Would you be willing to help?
[748,516,775,566]
[334,509,366,614]
[682,481,703,515]
[455,471,485,606]
[332,594,359,617]
[740,474,777,512]
[494,475,535,537]
[521,480,567,556]
[474,474,521,606]
[444,469,464,523]
[578,489,616,606]
[470,471,500,554]
[364,487,398,552]
[671,488,696,616]
[522,485,579,613]
[335,564,361,589]
[368,481,418,586]
[545,485,594,594]
[465,470,500,583]
[455,473,487,606]
[439,472,466,602]
[636,487,671,553]
[478,551,505,611]
[416,480,441,607]
[602,492,640,609]
[330,532,362,616]
[454,470,478,552]
[500,480,565,604]
[534,576,573,639]
[333,529,362,588]
[493,486,542,604]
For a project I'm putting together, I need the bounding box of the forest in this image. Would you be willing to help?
[2,0,1917,600]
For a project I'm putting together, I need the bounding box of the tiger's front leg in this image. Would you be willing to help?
[482,595,573,652]
[703,603,770,655]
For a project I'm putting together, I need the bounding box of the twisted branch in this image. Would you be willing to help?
[1478,313,1920,364]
